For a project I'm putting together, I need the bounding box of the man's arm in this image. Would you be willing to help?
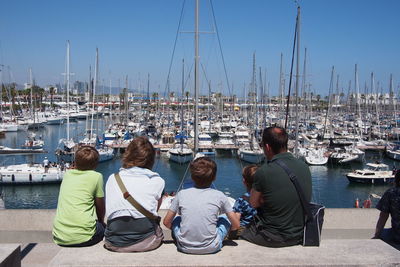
[163,210,176,229]
[373,211,389,238]
[95,197,105,226]
[249,188,263,208]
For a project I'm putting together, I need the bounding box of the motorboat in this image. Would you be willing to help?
[386,143,400,161]
[0,164,64,184]
[346,163,395,184]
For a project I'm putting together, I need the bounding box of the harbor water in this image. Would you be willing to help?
[0,118,395,209]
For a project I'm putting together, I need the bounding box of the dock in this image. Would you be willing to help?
[0,209,399,266]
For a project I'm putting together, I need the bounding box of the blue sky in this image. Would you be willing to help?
[0,0,399,98]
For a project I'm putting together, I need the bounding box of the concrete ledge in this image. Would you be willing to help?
[47,239,400,267]
[0,244,21,267]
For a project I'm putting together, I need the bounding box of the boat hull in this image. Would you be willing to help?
[239,151,265,164]
[169,152,193,164]
[346,175,394,184]
[386,150,400,161]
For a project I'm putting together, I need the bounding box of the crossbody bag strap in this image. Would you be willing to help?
[114,172,159,221]
[273,159,313,221]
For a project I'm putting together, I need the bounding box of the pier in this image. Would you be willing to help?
[109,143,239,151]
[0,209,399,266]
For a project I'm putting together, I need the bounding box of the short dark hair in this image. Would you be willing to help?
[262,126,288,154]
[122,136,155,170]
[242,164,258,191]
[75,145,99,171]
[190,157,217,188]
[395,170,400,187]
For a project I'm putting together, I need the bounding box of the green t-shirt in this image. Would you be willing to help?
[253,152,312,241]
[53,169,104,245]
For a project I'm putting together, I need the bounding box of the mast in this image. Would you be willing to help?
[29,68,34,123]
[66,40,71,141]
[109,79,112,120]
[355,64,362,140]
[208,80,212,133]
[147,73,150,124]
[371,72,381,139]
[322,66,335,141]
[194,0,199,153]
[181,59,185,150]
[252,52,257,140]
[390,74,398,141]
[302,47,307,118]
[125,75,129,125]
[279,53,284,122]
[90,48,98,140]
[294,5,300,157]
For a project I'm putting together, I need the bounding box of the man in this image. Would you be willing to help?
[241,126,312,247]
[373,170,400,245]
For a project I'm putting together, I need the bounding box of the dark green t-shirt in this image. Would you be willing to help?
[253,152,312,241]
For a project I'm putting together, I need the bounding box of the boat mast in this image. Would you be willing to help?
[29,68,34,123]
[355,64,363,140]
[279,53,284,124]
[90,48,98,141]
[66,40,71,141]
[294,5,300,157]
[390,74,398,141]
[252,52,257,141]
[181,59,185,151]
[109,79,112,120]
[194,0,199,153]
[147,73,150,124]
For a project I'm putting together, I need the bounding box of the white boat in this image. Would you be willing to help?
[0,164,64,184]
[238,142,264,164]
[216,132,235,146]
[346,163,395,184]
[0,123,18,132]
[98,146,115,162]
[386,143,400,161]
[21,139,44,149]
[304,148,329,165]
[46,116,65,125]
[169,144,193,164]
[198,133,215,156]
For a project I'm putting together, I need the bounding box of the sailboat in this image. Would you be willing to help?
[87,48,114,162]
[57,41,76,160]
[168,59,193,164]
[238,54,264,163]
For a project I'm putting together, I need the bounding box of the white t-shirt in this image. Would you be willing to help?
[105,167,165,220]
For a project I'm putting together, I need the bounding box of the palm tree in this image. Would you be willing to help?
[49,86,55,108]
[185,91,190,104]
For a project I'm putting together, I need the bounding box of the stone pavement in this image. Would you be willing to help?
[0,208,398,266]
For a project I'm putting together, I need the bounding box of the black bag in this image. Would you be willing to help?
[274,159,325,246]
[303,202,324,246]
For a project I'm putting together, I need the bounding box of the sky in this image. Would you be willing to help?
[0,0,399,98]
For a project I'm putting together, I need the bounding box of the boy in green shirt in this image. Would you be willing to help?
[53,146,105,247]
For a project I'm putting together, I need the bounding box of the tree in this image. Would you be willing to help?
[49,86,55,108]
[185,91,190,103]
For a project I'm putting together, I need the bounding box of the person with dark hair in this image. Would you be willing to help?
[241,126,312,247]
[104,136,165,252]
[163,157,240,254]
[228,165,259,239]
[53,145,105,247]
[373,171,400,245]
